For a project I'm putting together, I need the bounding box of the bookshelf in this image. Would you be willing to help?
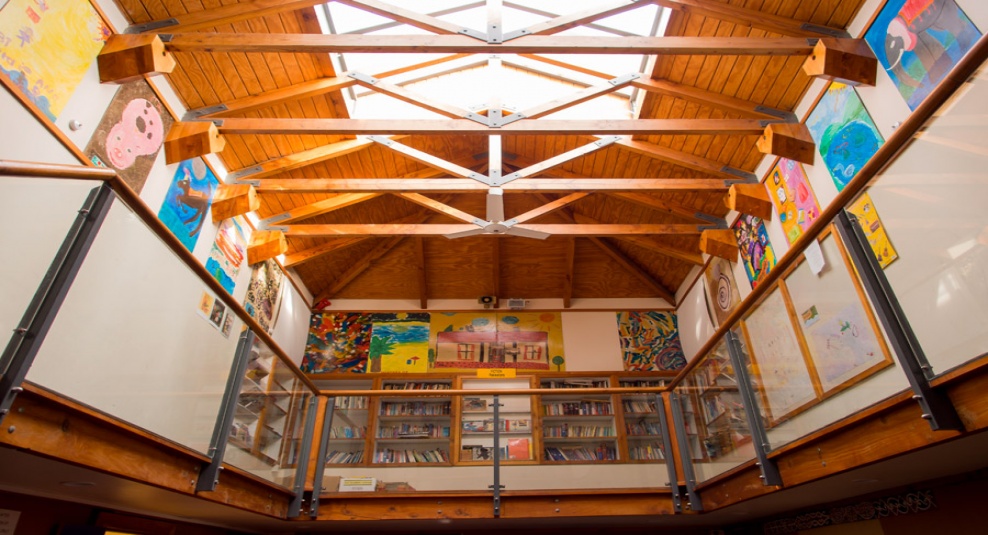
[373,379,453,464]
[539,377,618,462]
[688,350,750,461]
[231,345,302,467]
[618,378,667,462]
[324,380,372,466]
[458,377,535,463]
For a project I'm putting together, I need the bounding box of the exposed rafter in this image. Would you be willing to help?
[415,237,428,309]
[260,192,381,226]
[312,236,406,302]
[279,223,704,237]
[252,177,729,193]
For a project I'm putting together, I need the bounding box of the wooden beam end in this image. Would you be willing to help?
[165,122,226,165]
[211,183,259,223]
[97,34,176,84]
[727,183,773,221]
[801,38,878,87]
[247,230,288,265]
[700,229,738,262]
[756,123,815,165]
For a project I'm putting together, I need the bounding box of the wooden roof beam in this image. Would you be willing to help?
[369,137,489,181]
[511,193,590,224]
[563,238,575,309]
[253,177,729,193]
[607,136,757,181]
[348,73,483,120]
[571,212,704,266]
[163,34,822,56]
[281,223,703,237]
[415,237,428,309]
[128,0,327,33]
[653,0,849,39]
[259,193,381,226]
[215,117,769,136]
[607,192,720,223]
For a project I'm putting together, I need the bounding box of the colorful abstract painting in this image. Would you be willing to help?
[848,192,899,269]
[616,311,686,371]
[806,83,885,192]
[205,217,247,294]
[767,159,822,245]
[372,313,430,373]
[0,0,110,121]
[157,158,218,252]
[243,259,284,334]
[703,257,741,327]
[84,80,174,194]
[865,0,981,111]
[430,312,564,371]
[301,313,373,373]
[734,215,777,289]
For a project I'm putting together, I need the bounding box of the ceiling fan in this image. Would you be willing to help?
[443,188,550,240]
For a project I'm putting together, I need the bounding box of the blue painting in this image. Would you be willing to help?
[157,158,218,252]
[616,311,686,371]
[734,215,777,289]
[806,84,885,192]
[865,0,981,111]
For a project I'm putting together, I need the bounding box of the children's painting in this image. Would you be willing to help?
[243,259,284,334]
[848,192,899,269]
[371,313,430,373]
[734,215,777,289]
[157,158,218,252]
[768,159,822,245]
[0,0,110,121]
[801,303,891,392]
[84,80,173,194]
[302,313,373,373]
[616,311,686,371]
[205,217,247,294]
[865,0,981,111]
[806,83,885,192]
[431,312,564,371]
[703,257,741,327]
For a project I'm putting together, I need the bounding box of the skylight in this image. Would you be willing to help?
[315,1,670,120]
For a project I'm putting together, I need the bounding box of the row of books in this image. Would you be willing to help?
[330,426,366,439]
[374,448,450,464]
[621,400,657,414]
[628,443,665,461]
[378,424,450,439]
[379,401,451,416]
[541,400,613,416]
[541,379,608,389]
[325,449,364,464]
[383,382,451,390]
[335,396,368,409]
[625,420,663,436]
[461,418,532,433]
[543,445,618,461]
[461,438,532,461]
[543,424,614,438]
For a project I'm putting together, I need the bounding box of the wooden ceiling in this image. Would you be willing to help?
[115,0,867,308]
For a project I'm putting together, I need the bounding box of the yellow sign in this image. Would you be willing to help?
[477,369,516,378]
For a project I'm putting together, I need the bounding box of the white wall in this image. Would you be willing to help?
[560,311,624,371]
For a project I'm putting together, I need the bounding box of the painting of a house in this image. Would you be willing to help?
[435,330,550,370]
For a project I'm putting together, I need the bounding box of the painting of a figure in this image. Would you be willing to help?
[734,215,777,289]
[617,311,686,371]
[157,158,218,252]
[806,83,885,192]
[865,0,981,111]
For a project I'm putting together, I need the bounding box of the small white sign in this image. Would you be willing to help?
[0,509,21,535]
[339,477,377,492]
[804,239,826,275]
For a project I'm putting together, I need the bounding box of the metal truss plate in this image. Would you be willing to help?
[125,18,179,34]
[348,72,379,85]
[226,167,263,181]
[753,105,797,123]
[262,213,293,225]
[720,165,758,184]
[183,104,229,120]
[800,23,850,38]
[458,27,488,41]
[266,225,290,233]
[609,73,641,86]
[593,135,622,148]
[501,28,530,42]
[694,213,727,230]
[367,135,393,147]
[464,112,490,126]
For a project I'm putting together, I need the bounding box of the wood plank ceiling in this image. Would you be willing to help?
[116,0,867,308]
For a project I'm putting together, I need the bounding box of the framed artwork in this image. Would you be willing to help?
[616,311,686,371]
[243,258,284,334]
[733,215,777,289]
[0,0,110,121]
[848,192,898,269]
[205,216,247,294]
[767,159,822,245]
[84,80,174,194]
[430,312,564,371]
[157,158,219,252]
[864,0,981,111]
[302,312,373,374]
[703,257,741,327]
[806,83,884,192]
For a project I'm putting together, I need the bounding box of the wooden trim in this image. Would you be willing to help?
[777,280,826,398]
[257,178,729,193]
[0,160,116,180]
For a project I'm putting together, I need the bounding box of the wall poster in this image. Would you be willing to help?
[806,83,885,193]
[431,312,564,371]
[848,192,899,269]
[702,258,741,327]
[243,258,284,334]
[205,216,247,294]
[0,0,110,121]
[157,158,219,252]
[767,158,822,246]
[616,310,686,371]
[733,214,777,289]
[372,313,430,373]
[302,312,373,374]
[864,0,981,111]
[84,80,174,194]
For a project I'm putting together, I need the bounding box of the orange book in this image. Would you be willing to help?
[507,438,531,460]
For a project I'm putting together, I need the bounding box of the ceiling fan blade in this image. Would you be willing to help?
[505,226,551,240]
[486,187,505,223]
[443,227,488,239]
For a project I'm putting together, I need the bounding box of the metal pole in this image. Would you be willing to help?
[835,210,964,431]
[489,393,503,517]
[725,330,782,486]
[289,395,321,518]
[0,184,115,424]
[309,396,336,517]
[668,391,702,511]
[654,393,682,512]
[197,329,255,492]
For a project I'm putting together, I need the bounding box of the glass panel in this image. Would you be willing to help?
[677,338,755,483]
[225,338,308,488]
[320,380,373,466]
[864,60,988,375]
[0,177,97,376]
[26,199,244,454]
[618,377,668,463]
[539,377,618,462]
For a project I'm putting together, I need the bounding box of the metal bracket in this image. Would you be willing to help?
[226,166,264,181]
[497,112,526,127]
[501,28,530,42]
[266,225,290,233]
[695,213,727,231]
[835,210,964,431]
[457,27,489,41]
[183,104,229,120]
[157,34,173,43]
[261,212,293,226]
[754,105,798,123]
[594,135,622,148]
[0,185,115,426]
[367,135,393,147]
[464,112,491,126]
[125,18,179,33]
[347,71,378,86]
[800,23,850,38]
[721,165,759,186]
[608,73,641,86]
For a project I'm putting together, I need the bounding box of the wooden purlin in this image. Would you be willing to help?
[280,223,704,237]
[254,178,729,193]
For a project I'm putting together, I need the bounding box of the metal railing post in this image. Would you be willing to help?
[289,395,321,518]
[309,396,336,516]
[489,393,503,517]
[668,391,702,511]
[654,393,682,512]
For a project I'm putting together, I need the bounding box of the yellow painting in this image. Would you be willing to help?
[848,192,898,269]
[430,312,564,371]
[0,0,110,121]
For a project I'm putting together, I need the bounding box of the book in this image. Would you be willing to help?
[507,438,531,460]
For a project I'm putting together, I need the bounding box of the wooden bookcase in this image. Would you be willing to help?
[616,377,667,462]
[539,377,619,463]
[373,379,453,464]
[231,345,302,467]
[457,376,537,464]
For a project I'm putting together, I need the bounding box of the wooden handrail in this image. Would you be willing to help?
[667,34,988,390]
[0,159,319,395]
[320,387,669,397]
